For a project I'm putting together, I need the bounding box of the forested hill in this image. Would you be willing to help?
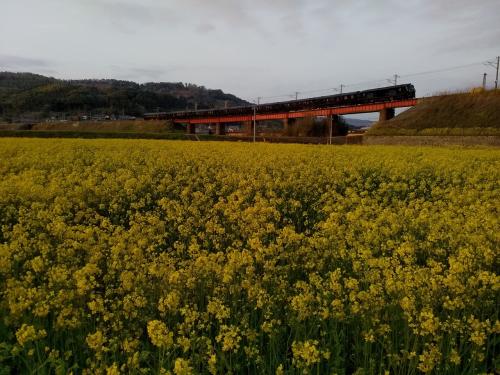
[0,72,248,121]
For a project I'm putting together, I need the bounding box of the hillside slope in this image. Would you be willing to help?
[0,72,248,122]
[367,90,500,136]
[30,120,176,133]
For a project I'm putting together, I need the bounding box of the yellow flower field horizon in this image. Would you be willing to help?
[0,139,498,374]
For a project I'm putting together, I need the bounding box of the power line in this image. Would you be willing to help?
[252,78,389,103]
[387,74,400,86]
[249,58,493,103]
[400,61,489,78]
[484,56,499,90]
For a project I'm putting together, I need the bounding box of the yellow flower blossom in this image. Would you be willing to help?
[106,363,120,375]
[292,340,321,369]
[158,291,181,313]
[15,324,46,347]
[173,358,193,375]
[208,354,217,375]
[418,344,441,373]
[0,139,498,373]
[86,330,107,352]
[216,325,241,353]
[147,320,173,348]
[449,349,461,365]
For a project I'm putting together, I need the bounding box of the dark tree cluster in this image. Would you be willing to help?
[0,72,248,122]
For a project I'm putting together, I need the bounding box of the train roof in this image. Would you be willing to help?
[144,84,415,118]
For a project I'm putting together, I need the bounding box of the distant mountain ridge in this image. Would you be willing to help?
[343,118,373,129]
[0,72,248,122]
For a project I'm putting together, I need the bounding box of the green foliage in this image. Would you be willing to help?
[0,72,248,120]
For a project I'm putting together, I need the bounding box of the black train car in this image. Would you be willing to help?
[144,84,415,120]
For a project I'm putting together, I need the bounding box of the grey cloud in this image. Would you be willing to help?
[422,0,500,17]
[107,63,267,84]
[106,64,181,82]
[196,23,216,34]
[79,0,179,33]
[417,0,500,55]
[1,0,497,100]
[129,67,167,79]
[0,55,48,68]
[435,29,500,55]
[417,0,500,32]
[0,55,56,74]
[77,0,311,36]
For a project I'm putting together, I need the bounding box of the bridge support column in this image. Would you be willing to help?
[215,122,225,135]
[283,118,290,135]
[243,121,254,136]
[283,118,296,136]
[186,123,195,134]
[379,108,395,122]
[325,115,340,137]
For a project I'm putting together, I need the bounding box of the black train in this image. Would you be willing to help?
[144,84,415,120]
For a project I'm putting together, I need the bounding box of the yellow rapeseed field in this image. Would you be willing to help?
[0,139,498,374]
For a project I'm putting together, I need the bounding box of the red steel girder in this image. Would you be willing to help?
[173,99,418,124]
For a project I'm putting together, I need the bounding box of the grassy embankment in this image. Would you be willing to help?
[31,120,174,133]
[367,89,500,136]
[0,120,199,140]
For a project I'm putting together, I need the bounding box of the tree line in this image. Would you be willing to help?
[0,72,248,122]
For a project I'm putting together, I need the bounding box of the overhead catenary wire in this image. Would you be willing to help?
[484,57,499,89]
[249,58,495,104]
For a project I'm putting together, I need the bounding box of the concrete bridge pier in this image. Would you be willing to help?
[283,118,297,136]
[186,123,195,134]
[243,121,254,136]
[215,122,225,135]
[283,118,290,134]
[379,108,395,122]
[325,115,340,137]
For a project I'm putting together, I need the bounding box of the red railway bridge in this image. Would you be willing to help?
[144,85,418,136]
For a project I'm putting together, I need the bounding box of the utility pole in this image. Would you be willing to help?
[496,56,499,90]
[253,105,257,143]
[483,73,487,89]
[295,92,299,100]
[485,56,499,89]
[252,97,261,143]
[387,74,400,87]
[329,115,333,145]
[340,84,345,94]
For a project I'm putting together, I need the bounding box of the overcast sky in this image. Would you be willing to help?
[1,0,499,105]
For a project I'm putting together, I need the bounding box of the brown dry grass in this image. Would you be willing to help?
[368,89,500,136]
[32,120,173,133]
[0,123,26,130]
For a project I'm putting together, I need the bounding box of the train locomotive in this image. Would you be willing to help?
[144,84,415,121]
